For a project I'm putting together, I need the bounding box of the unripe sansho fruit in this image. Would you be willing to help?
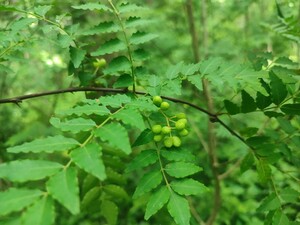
[153,96,163,107]
[175,120,186,130]
[160,101,170,110]
[172,136,181,147]
[152,125,162,134]
[93,58,107,68]
[164,137,173,148]
[161,126,171,134]
[154,135,163,142]
[179,129,189,137]
[176,113,186,119]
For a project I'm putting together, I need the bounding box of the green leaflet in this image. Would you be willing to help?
[94,122,131,154]
[280,188,300,204]
[69,47,86,68]
[7,135,80,153]
[57,104,110,116]
[132,129,154,147]
[33,5,52,16]
[165,162,202,178]
[133,170,162,199]
[125,17,153,29]
[256,159,271,184]
[170,179,208,196]
[101,200,118,225]
[272,210,290,225]
[91,38,127,56]
[70,143,106,181]
[256,92,272,110]
[167,192,191,225]
[0,160,63,182]
[103,184,129,201]
[46,167,80,215]
[81,187,101,210]
[126,96,157,112]
[71,3,111,11]
[98,94,132,108]
[257,193,281,212]
[162,79,182,96]
[224,100,240,115]
[103,56,131,75]
[187,74,203,91]
[118,3,147,14]
[269,71,288,105]
[280,104,300,115]
[126,149,158,172]
[130,32,158,45]
[0,188,44,216]
[241,90,256,113]
[160,149,196,162]
[240,152,255,174]
[145,186,170,220]
[113,108,145,130]
[50,117,96,133]
[83,21,121,35]
[21,196,55,225]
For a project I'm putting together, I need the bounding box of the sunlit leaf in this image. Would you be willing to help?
[0,188,43,216]
[171,179,208,196]
[113,108,145,130]
[70,143,106,180]
[126,149,158,172]
[0,160,63,182]
[94,123,131,154]
[46,167,80,215]
[167,192,190,225]
[7,135,80,153]
[91,38,127,56]
[21,196,55,225]
[50,117,96,133]
[165,162,202,178]
[72,3,111,11]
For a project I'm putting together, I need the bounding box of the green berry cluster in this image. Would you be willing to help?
[151,96,189,149]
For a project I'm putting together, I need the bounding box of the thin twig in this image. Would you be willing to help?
[0,87,250,150]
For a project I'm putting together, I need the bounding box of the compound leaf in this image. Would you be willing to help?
[0,160,63,182]
[7,135,80,153]
[46,167,80,215]
[70,143,106,181]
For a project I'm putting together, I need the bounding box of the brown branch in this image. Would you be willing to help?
[0,87,251,149]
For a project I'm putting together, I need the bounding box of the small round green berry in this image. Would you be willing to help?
[164,137,173,148]
[160,101,170,110]
[175,120,186,130]
[161,126,171,134]
[93,58,107,68]
[152,96,163,107]
[153,135,163,142]
[172,136,182,147]
[179,129,189,137]
[176,113,186,119]
[152,125,162,134]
